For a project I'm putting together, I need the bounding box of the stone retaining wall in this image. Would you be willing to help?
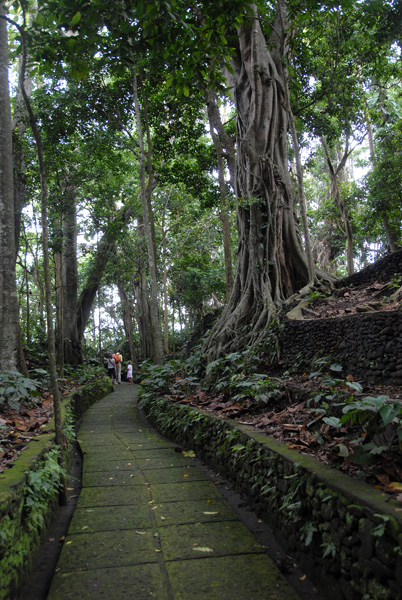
[282,250,402,384]
[337,250,402,288]
[139,392,402,600]
[0,378,111,600]
[283,310,402,385]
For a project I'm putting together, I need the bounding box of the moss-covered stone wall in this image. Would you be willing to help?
[283,310,402,385]
[0,378,111,600]
[282,250,402,386]
[139,392,402,600]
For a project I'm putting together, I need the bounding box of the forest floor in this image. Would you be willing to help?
[0,384,79,473]
[169,281,402,502]
[1,280,401,499]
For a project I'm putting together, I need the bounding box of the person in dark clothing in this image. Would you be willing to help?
[106,355,117,385]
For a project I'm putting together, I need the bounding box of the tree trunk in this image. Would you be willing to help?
[203,2,309,360]
[117,279,138,370]
[321,137,354,275]
[0,7,19,370]
[206,89,234,298]
[161,213,170,355]
[12,0,36,259]
[133,272,153,360]
[132,62,164,364]
[55,185,80,365]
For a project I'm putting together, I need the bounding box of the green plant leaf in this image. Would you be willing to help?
[337,443,349,457]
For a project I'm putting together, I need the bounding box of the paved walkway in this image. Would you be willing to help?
[48,384,302,599]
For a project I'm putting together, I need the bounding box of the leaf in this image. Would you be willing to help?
[346,381,363,392]
[337,443,349,457]
[166,74,174,89]
[192,547,214,553]
[323,416,342,428]
[389,482,402,492]
[182,450,196,458]
[71,11,81,26]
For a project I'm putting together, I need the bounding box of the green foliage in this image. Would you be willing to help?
[139,360,190,398]
[0,447,66,600]
[372,514,390,538]
[0,371,41,412]
[23,447,66,514]
[301,521,318,546]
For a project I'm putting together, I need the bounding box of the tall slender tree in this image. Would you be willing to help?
[0,4,20,371]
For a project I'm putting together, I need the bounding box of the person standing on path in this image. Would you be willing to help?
[106,355,117,385]
[127,360,133,384]
[115,350,123,384]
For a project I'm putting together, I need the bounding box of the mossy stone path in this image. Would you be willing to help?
[48,385,302,599]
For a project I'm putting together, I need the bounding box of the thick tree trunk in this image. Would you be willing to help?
[0,8,19,370]
[54,185,80,365]
[133,273,153,360]
[204,3,309,360]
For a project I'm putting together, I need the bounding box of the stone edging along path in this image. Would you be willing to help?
[47,385,303,600]
[0,379,111,600]
[138,390,402,600]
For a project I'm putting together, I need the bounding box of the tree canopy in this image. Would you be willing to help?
[0,0,401,373]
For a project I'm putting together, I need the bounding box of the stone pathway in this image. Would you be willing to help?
[48,384,302,599]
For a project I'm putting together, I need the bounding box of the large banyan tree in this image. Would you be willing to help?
[203,1,310,359]
[24,0,320,364]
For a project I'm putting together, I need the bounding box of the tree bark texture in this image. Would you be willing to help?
[0,8,20,371]
[55,184,80,365]
[204,3,309,359]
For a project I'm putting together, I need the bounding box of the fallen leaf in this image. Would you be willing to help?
[193,547,214,553]
[299,575,306,581]
[203,512,218,515]
[182,450,196,458]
